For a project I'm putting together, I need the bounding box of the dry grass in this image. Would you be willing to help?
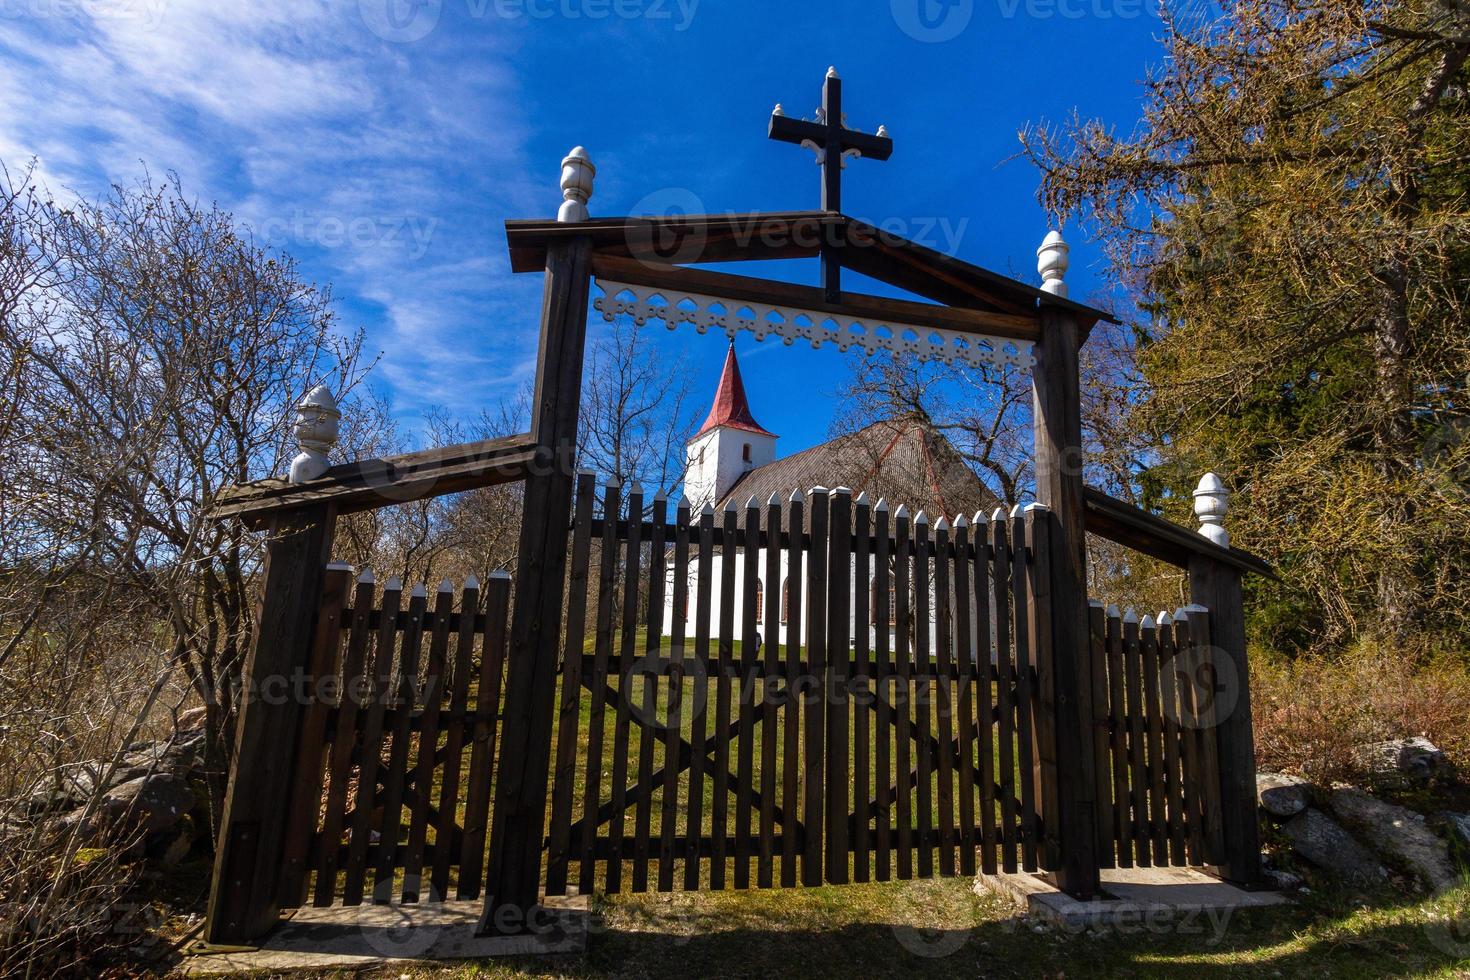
[1252,640,1470,785]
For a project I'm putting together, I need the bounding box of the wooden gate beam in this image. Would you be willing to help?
[1031,304,1101,899]
[478,222,595,934]
[205,503,337,944]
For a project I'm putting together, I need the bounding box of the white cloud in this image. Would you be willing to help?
[0,0,545,426]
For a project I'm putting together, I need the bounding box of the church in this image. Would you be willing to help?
[662,341,998,657]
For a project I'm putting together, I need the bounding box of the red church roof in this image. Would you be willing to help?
[692,343,778,441]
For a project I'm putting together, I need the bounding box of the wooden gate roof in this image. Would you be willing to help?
[504,210,1118,336]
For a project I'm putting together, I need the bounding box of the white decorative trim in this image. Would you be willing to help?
[592,279,1035,370]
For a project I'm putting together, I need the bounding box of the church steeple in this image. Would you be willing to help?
[684,342,779,512]
[692,341,777,441]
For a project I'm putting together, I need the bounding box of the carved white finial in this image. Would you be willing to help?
[827,65,839,79]
[558,146,595,223]
[1037,229,1069,299]
[1194,472,1230,547]
[773,103,786,117]
[289,384,340,484]
[877,124,889,138]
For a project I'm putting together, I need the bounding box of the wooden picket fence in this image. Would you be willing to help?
[1088,603,1227,870]
[541,474,1061,895]
[277,568,512,908]
[274,475,1233,910]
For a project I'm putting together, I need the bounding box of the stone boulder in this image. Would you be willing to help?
[1279,808,1388,887]
[1257,773,1312,818]
[59,771,197,844]
[1441,812,1470,853]
[1358,737,1453,785]
[1329,788,1459,892]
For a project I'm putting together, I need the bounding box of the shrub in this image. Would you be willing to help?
[1252,641,1470,785]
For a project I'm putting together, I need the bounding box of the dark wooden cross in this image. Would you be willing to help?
[769,67,893,301]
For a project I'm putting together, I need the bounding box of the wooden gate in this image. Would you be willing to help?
[275,569,512,908]
[267,473,1238,912]
[540,473,1060,895]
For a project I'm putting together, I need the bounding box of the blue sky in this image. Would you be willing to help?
[0,0,1166,456]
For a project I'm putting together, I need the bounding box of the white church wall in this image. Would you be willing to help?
[660,549,997,664]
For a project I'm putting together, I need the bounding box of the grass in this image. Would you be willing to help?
[251,876,1470,979]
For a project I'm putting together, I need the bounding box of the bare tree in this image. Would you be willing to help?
[579,317,695,498]
[0,168,370,831]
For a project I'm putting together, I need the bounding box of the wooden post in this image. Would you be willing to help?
[1031,304,1099,899]
[206,503,337,944]
[1188,557,1263,886]
[479,231,593,934]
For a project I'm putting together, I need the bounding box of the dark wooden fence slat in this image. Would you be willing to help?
[1009,508,1037,873]
[712,499,737,890]
[825,489,852,885]
[991,512,1018,874]
[912,513,935,880]
[802,488,829,887]
[1106,607,1131,868]
[606,483,644,894]
[457,572,510,900]
[893,506,914,880]
[734,496,762,889]
[402,582,454,901]
[873,501,893,882]
[1158,610,1188,866]
[932,518,957,878]
[632,494,668,893]
[780,492,805,888]
[374,584,428,902]
[1123,612,1149,867]
[1142,613,1169,866]
[431,577,480,900]
[852,494,873,884]
[659,500,692,892]
[578,482,622,895]
[953,518,977,877]
[758,494,782,888]
[972,514,997,876]
[545,473,596,895]
[343,579,401,906]
[315,571,376,906]
[686,504,715,891]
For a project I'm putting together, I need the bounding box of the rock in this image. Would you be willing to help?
[1257,773,1312,818]
[1442,812,1470,852]
[1328,788,1459,892]
[1279,808,1389,886]
[175,705,209,732]
[1358,737,1453,785]
[60,772,197,843]
[147,817,197,866]
[1264,868,1304,890]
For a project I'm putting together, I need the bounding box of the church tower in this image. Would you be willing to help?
[684,343,778,512]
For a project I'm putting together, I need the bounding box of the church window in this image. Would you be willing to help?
[743,443,752,462]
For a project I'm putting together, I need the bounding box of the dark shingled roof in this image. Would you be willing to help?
[715,417,1001,529]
